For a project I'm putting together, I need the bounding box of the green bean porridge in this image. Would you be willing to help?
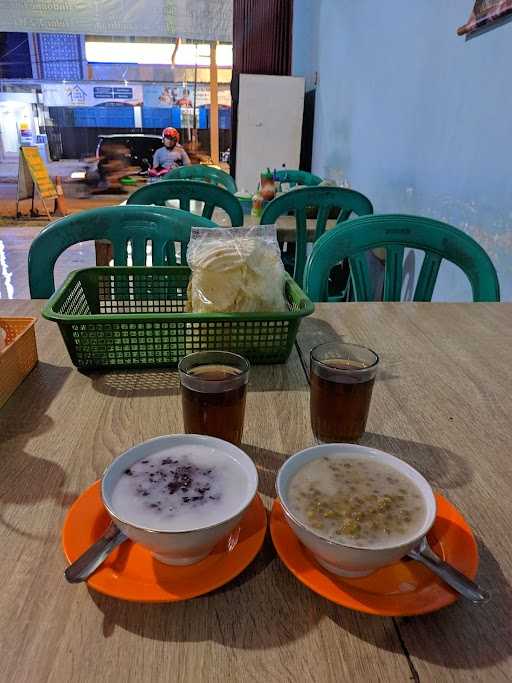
[287,456,426,547]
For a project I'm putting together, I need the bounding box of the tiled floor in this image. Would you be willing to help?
[0,226,96,299]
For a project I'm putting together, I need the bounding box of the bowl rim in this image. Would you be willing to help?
[276,443,437,551]
[101,434,258,536]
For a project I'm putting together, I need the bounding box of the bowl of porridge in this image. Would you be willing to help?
[101,434,258,565]
[276,443,436,577]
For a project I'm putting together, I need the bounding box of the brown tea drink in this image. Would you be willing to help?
[179,352,250,446]
[310,343,379,443]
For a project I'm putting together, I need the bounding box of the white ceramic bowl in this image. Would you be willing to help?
[276,443,436,577]
[101,434,258,566]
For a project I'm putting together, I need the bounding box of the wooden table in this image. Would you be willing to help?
[211,207,335,243]
[1,301,511,682]
[95,203,338,265]
[162,199,336,241]
[97,201,384,266]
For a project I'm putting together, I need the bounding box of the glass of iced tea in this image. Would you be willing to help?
[179,351,250,446]
[310,342,379,443]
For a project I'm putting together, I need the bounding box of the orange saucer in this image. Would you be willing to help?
[270,494,479,616]
[63,481,267,602]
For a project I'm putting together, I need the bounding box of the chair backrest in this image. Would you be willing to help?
[274,169,322,188]
[164,164,237,193]
[304,214,500,303]
[260,186,373,287]
[126,179,244,226]
[28,205,216,298]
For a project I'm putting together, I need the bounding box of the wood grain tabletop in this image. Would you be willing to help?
[213,209,337,243]
[0,300,510,682]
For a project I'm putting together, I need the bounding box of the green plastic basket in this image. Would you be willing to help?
[42,267,314,369]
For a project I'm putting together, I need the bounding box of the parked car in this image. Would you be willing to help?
[95,134,162,172]
[71,134,162,183]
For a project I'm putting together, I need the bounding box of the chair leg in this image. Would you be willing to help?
[95,241,113,266]
[279,241,296,277]
[327,260,351,301]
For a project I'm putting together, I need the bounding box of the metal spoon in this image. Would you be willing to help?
[65,523,127,584]
[407,536,489,603]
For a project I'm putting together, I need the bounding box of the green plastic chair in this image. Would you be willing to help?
[260,186,373,287]
[274,169,323,187]
[304,214,500,302]
[126,179,243,226]
[163,164,237,194]
[28,205,216,298]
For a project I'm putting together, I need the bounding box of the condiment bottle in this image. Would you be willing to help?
[251,189,264,217]
[280,163,291,193]
[260,167,276,201]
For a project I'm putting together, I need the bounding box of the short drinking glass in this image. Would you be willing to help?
[179,351,250,446]
[310,342,379,443]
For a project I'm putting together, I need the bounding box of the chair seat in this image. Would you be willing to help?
[126,179,243,226]
[28,205,217,298]
[260,186,373,288]
[163,164,237,194]
[304,214,500,303]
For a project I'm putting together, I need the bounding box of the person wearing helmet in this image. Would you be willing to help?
[150,127,190,176]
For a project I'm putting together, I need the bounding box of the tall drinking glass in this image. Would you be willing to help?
[179,351,250,446]
[310,342,379,443]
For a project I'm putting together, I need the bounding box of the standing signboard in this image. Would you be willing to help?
[16,146,58,219]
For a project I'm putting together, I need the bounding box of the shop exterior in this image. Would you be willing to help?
[1,34,232,161]
[0,74,231,161]
[0,90,40,160]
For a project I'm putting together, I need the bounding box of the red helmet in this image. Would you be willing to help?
[162,127,179,141]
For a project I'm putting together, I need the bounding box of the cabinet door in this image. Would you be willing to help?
[236,74,305,192]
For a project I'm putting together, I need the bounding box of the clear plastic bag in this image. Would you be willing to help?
[186,225,287,313]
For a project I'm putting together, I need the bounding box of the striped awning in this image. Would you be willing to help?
[457,0,512,36]
[0,0,232,42]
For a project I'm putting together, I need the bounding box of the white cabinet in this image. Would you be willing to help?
[235,74,305,192]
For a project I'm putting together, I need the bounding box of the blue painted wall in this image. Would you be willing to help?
[36,33,84,80]
[292,0,319,92]
[293,0,512,300]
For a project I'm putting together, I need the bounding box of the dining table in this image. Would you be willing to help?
[94,203,344,266]
[0,299,511,682]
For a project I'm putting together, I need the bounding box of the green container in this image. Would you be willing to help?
[43,267,314,369]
